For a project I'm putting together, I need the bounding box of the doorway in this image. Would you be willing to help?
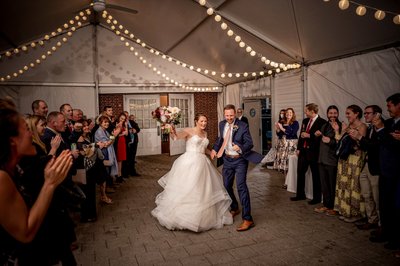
[243,98,271,155]
[124,95,161,156]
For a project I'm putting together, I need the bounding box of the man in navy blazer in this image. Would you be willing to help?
[211,104,262,231]
[371,93,400,250]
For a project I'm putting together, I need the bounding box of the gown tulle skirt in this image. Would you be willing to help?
[151,136,233,232]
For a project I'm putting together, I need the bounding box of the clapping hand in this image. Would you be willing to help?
[390,130,400,141]
[44,150,73,188]
[322,136,331,143]
[50,135,62,151]
[349,129,361,140]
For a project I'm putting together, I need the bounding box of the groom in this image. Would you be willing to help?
[211,104,262,231]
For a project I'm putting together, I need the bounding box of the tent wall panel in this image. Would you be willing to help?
[272,70,303,145]
[18,86,96,119]
[308,48,400,120]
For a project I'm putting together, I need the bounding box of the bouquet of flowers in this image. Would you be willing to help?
[152,106,182,133]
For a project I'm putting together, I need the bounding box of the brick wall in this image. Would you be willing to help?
[98,92,219,147]
[98,94,124,116]
[194,92,219,147]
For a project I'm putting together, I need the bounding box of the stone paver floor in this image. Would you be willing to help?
[73,154,399,265]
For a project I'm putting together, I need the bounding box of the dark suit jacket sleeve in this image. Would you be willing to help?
[235,121,254,154]
[212,121,224,152]
[297,119,308,151]
[241,116,249,124]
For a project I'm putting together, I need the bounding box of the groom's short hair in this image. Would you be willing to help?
[224,104,236,112]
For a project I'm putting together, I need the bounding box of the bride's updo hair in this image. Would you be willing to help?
[194,113,207,123]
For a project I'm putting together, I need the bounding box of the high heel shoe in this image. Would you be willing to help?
[100,196,113,205]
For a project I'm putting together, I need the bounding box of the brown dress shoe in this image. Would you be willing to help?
[236,220,255,231]
[230,209,240,218]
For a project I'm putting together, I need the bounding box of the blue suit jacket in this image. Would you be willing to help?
[213,119,263,164]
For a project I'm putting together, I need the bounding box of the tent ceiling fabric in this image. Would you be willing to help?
[1,0,399,86]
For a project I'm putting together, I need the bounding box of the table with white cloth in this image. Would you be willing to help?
[285,154,313,199]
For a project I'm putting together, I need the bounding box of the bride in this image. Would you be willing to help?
[151,114,233,232]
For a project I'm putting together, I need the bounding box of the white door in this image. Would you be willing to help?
[124,95,161,156]
[169,94,194,156]
[244,100,262,153]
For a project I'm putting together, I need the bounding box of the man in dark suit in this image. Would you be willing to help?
[350,105,382,230]
[211,104,263,231]
[372,93,400,251]
[291,103,326,204]
[41,111,80,265]
[127,113,141,177]
[236,108,249,124]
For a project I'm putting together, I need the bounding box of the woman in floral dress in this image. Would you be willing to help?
[334,105,367,222]
[273,108,299,173]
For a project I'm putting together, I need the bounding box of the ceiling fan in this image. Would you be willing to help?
[91,0,138,14]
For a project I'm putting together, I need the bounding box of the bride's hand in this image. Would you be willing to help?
[170,125,176,135]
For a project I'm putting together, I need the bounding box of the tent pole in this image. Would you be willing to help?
[93,24,100,116]
[302,66,307,113]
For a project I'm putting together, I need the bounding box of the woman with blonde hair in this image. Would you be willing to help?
[24,115,61,156]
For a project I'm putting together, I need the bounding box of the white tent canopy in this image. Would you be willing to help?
[0,0,399,121]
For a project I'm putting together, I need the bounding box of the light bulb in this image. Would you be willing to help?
[394,15,400,25]
[375,10,385,20]
[214,15,221,22]
[227,30,233,36]
[221,23,227,30]
[235,36,241,42]
[338,0,349,10]
[250,51,256,56]
[207,8,214,15]
[199,0,206,6]
[239,41,245,48]
[356,6,366,16]
[243,72,248,77]
[246,46,252,53]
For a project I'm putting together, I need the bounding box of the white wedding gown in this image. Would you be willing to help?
[151,135,233,232]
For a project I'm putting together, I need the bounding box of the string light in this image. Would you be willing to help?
[197,0,300,74]
[105,11,222,92]
[0,9,91,59]
[0,11,86,82]
[325,0,400,25]
[103,11,301,83]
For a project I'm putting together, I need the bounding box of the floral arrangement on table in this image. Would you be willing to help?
[152,106,182,134]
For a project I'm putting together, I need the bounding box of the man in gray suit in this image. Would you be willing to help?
[313,105,342,215]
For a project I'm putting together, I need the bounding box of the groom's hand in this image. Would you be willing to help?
[210,150,216,159]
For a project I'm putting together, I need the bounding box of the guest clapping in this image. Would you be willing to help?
[0,99,72,262]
